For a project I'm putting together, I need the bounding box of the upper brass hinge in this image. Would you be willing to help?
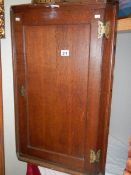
[90,149,101,164]
[98,21,110,39]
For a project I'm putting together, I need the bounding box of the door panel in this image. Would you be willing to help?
[20,24,90,170]
[25,24,89,156]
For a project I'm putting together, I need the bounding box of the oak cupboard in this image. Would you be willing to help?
[11,1,118,174]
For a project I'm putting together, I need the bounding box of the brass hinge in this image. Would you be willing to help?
[90,149,101,164]
[98,21,110,39]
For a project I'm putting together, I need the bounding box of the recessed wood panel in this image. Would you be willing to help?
[25,24,90,159]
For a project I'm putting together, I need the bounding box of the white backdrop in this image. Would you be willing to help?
[1,0,131,174]
[106,32,131,175]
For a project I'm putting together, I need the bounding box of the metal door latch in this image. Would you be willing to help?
[19,85,25,97]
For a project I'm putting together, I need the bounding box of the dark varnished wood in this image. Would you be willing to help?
[97,4,118,173]
[0,42,4,175]
[11,2,117,175]
[32,0,118,4]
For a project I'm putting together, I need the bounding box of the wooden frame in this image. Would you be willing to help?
[0,43,4,175]
[117,17,131,31]
[0,0,5,174]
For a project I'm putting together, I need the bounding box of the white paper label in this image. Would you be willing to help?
[94,14,101,19]
[15,17,21,21]
[61,50,69,57]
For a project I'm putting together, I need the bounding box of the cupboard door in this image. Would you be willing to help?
[12,6,103,174]
[20,23,90,172]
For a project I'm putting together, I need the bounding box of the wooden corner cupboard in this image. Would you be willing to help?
[11,1,118,174]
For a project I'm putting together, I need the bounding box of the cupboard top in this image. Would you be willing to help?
[11,0,118,12]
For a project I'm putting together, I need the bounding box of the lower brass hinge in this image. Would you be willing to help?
[98,21,110,39]
[90,149,101,163]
